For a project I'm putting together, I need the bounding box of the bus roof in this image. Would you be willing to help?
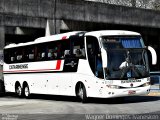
[85,30,141,38]
[4,30,141,49]
[4,31,84,49]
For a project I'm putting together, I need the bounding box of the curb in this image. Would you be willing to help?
[148,92,160,96]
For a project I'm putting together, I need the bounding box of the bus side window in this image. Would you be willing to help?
[7,49,13,63]
[11,50,22,63]
[48,49,53,59]
[23,46,35,62]
[59,40,70,59]
[4,50,9,64]
[64,50,70,58]
[11,56,15,62]
[17,55,22,61]
[36,43,47,61]
[16,48,23,62]
[9,49,16,63]
[73,49,83,58]
[41,52,46,60]
[81,48,86,57]
[71,36,86,59]
[28,49,34,61]
[47,43,58,60]
[29,54,34,60]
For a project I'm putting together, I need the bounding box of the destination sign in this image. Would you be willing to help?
[9,64,28,69]
[121,79,141,83]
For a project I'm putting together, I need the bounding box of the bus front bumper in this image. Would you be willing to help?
[98,86,150,98]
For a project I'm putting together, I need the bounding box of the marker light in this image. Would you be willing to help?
[109,85,120,89]
[143,82,150,87]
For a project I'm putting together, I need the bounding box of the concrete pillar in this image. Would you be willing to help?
[0,26,4,65]
[61,20,69,30]
[45,19,61,35]
[0,26,5,50]
[0,26,4,82]
[55,19,61,34]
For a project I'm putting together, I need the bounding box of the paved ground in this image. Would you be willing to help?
[0,93,160,120]
[0,69,159,120]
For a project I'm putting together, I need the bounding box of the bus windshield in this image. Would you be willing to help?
[101,36,149,80]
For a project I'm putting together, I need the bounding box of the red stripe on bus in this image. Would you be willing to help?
[3,60,62,73]
[62,36,67,40]
[56,60,61,70]
[4,69,59,73]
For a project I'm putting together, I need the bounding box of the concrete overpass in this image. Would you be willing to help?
[0,0,160,70]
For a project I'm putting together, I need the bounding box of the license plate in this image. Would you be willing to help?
[128,90,136,95]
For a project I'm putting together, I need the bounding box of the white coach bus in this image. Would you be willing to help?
[3,30,157,102]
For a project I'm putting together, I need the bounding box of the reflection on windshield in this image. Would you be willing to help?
[106,49,149,80]
[101,36,149,80]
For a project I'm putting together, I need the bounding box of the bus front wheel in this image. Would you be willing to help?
[77,83,87,103]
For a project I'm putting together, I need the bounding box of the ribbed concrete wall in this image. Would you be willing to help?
[0,0,54,18]
[0,0,54,28]
[0,0,160,71]
[0,0,160,28]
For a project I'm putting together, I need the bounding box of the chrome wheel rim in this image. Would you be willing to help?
[24,86,29,97]
[16,86,21,96]
[79,87,83,99]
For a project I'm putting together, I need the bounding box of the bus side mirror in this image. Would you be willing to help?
[147,46,157,65]
[101,48,107,67]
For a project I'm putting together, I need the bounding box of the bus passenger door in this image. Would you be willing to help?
[58,58,79,95]
[46,73,60,95]
[58,35,85,96]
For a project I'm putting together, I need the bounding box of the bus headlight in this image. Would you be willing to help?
[143,82,150,87]
[110,85,120,89]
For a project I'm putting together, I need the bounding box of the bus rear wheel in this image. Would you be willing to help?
[23,85,30,98]
[77,83,87,103]
[15,84,22,97]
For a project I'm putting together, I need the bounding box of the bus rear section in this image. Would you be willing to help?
[3,31,87,98]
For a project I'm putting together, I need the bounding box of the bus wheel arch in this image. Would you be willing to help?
[22,81,30,98]
[75,82,88,103]
[15,81,22,97]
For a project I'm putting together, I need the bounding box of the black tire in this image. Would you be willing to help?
[23,85,30,98]
[77,83,87,103]
[116,97,125,103]
[15,84,22,97]
[0,80,5,96]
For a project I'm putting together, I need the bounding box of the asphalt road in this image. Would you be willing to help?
[0,94,160,120]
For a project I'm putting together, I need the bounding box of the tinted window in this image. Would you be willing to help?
[4,36,86,64]
[86,36,104,79]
